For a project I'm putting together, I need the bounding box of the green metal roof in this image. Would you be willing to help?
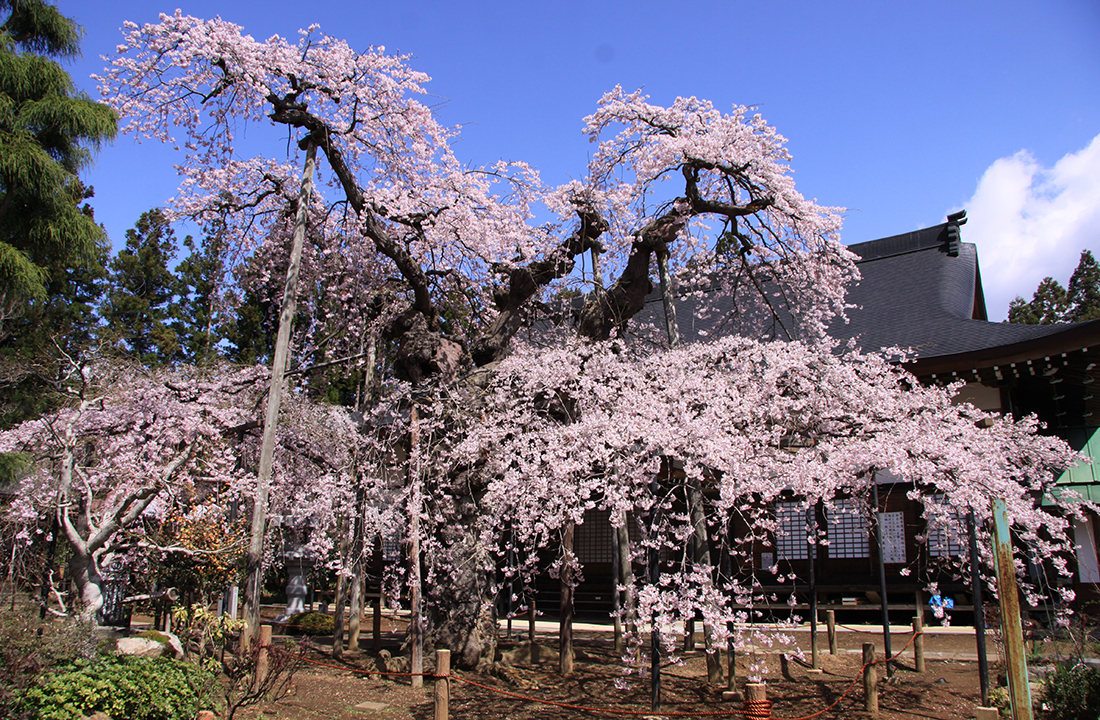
[1044,426,1100,505]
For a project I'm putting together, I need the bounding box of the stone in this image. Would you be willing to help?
[117,630,184,659]
[116,637,170,658]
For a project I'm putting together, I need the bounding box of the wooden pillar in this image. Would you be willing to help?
[616,514,636,654]
[528,595,537,645]
[863,642,878,717]
[331,517,350,659]
[872,480,894,677]
[409,406,424,689]
[256,625,272,688]
[991,499,1033,720]
[559,521,575,676]
[827,610,837,655]
[969,510,991,707]
[611,514,622,654]
[347,574,362,653]
[243,144,317,649]
[372,592,382,652]
[913,615,925,673]
[434,649,450,720]
[807,505,820,670]
[743,683,770,720]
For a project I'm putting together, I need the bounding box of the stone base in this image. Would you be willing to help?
[974,707,999,720]
[722,690,743,701]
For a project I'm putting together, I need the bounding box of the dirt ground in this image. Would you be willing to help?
[232,620,1028,720]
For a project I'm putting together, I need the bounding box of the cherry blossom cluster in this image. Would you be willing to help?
[460,336,1087,675]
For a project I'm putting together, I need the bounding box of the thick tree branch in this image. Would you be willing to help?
[470,209,609,365]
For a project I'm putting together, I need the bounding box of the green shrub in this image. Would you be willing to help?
[286,611,333,636]
[1041,661,1100,720]
[0,609,102,718]
[21,655,213,720]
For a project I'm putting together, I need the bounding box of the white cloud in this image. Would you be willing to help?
[958,133,1100,321]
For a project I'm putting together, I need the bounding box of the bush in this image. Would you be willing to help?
[0,609,102,718]
[286,611,333,636]
[1042,661,1100,720]
[21,655,213,720]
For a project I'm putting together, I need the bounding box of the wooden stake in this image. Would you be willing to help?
[256,625,272,688]
[913,615,925,673]
[827,610,837,655]
[863,643,878,717]
[434,649,450,720]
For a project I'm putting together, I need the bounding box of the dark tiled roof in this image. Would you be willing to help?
[837,223,1076,360]
[626,221,1098,366]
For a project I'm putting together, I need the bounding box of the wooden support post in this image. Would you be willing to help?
[743,682,770,720]
[528,596,537,645]
[991,498,1033,720]
[434,649,450,720]
[913,615,925,673]
[256,625,272,688]
[969,510,991,707]
[807,505,820,672]
[559,521,575,676]
[827,610,837,655]
[611,515,622,654]
[409,406,424,690]
[872,480,894,678]
[242,144,317,649]
[372,593,382,652]
[863,642,878,717]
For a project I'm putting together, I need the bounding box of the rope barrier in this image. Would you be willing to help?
[294,627,928,720]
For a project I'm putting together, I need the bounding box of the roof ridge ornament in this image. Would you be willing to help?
[944,210,967,257]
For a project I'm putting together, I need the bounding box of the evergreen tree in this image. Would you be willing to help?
[1007,250,1100,325]
[171,229,226,365]
[0,0,117,304]
[101,209,181,364]
[1067,249,1100,322]
[1007,277,1069,325]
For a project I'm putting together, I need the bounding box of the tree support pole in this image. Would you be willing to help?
[409,405,424,689]
[559,521,575,676]
[872,480,893,677]
[969,510,991,706]
[991,498,1032,720]
[242,143,317,649]
[807,505,820,671]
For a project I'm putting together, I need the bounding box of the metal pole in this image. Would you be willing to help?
[969,510,991,706]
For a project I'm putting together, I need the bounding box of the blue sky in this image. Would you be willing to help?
[62,0,1100,319]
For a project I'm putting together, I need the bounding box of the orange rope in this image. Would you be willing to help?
[294,629,927,720]
[775,629,923,720]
